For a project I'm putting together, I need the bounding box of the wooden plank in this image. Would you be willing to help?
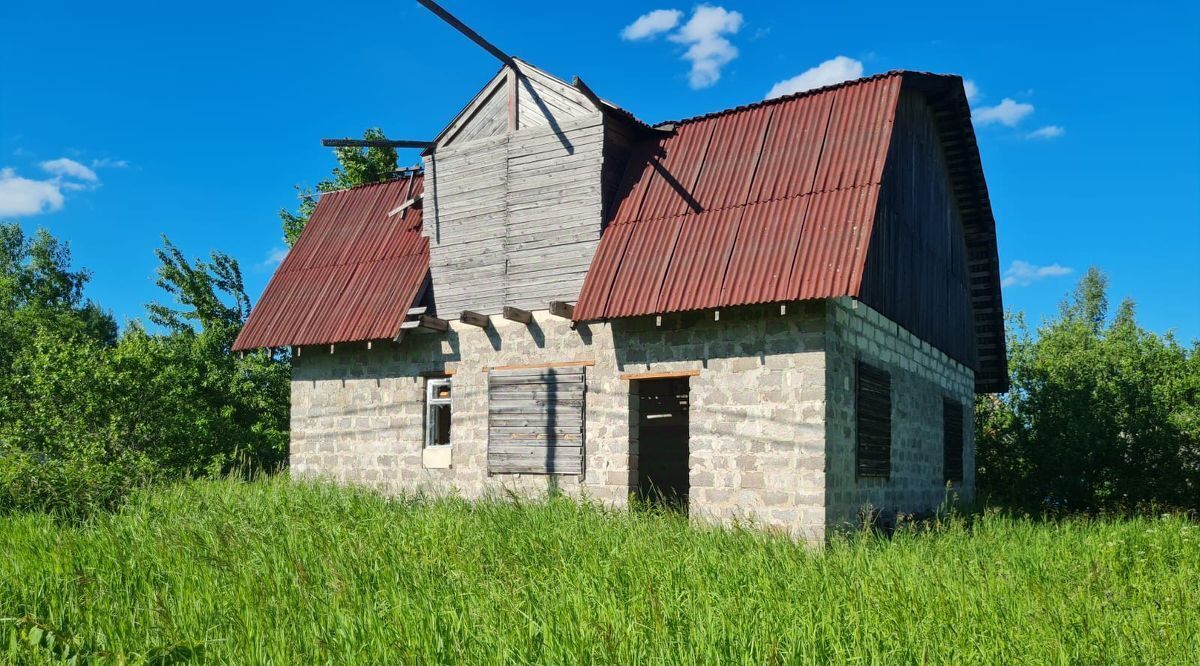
[320,138,432,148]
[488,458,582,476]
[620,369,700,381]
[386,195,422,217]
[489,425,582,436]
[482,360,593,372]
[417,314,449,332]
[460,310,491,328]
[549,301,575,319]
[419,369,456,377]
[416,0,513,66]
[502,306,532,324]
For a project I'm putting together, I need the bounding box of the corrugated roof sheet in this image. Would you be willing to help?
[232,175,428,350]
[573,73,903,321]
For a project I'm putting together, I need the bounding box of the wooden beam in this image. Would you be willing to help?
[549,301,575,319]
[321,138,433,149]
[400,314,449,333]
[507,69,519,131]
[502,306,532,324]
[619,369,700,381]
[416,0,513,67]
[407,305,428,316]
[386,195,422,217]
[460,310,491,328]
[482,360,594,373]
[419,369,456,378]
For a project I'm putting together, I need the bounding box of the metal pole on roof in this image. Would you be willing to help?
[415,0,514,67]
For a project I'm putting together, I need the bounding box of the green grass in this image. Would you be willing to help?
[1,478,1196,664]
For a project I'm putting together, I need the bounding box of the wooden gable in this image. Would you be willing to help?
[433,59,599,150]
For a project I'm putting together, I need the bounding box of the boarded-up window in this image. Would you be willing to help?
[856,361,891,478]
[487,366,585,475]
[943,398,964,483]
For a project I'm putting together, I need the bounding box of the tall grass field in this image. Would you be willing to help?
[1,478,1196,664]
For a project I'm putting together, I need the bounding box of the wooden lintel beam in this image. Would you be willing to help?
[416,0,514,67]
[321,138,433,149]
[502,306,532,324]
[482,360,595,373]
[549,301,575,319]
[619,369,700,381]
[460,310,491,328]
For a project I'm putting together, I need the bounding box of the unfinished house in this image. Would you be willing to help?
[234,58,1007,541]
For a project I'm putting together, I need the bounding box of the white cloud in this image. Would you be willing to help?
[39,157,97,182]
[1026,125,1065,140]
[668,5,744,89]
[765,55,864,100]
[973,97,1034,127]
[620,5,744,89]
[0,167,66,216]
[0,154,118,218]
[91,157,129,169]
[962,79,980,103]
[620,9,682,40]
[263,246,289,268]
[1001,260,1073,288]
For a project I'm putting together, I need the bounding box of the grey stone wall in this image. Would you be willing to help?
[823,298,976,532]
[291,303,829,540]
[289,298,975,542]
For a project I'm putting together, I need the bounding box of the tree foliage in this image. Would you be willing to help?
[279,127,399,247]
[0,223,289,518]
[976,268,1200,512]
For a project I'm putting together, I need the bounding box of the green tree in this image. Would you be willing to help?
[976,268,1200,512]
[280,128,399,247]
[0,225,289,517]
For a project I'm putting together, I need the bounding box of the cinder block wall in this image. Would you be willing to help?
[823,298,976,532]
[291,303,830,540]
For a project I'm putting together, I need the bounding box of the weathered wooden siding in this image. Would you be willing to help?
[859,89,977,370]
[487,366,586,475]
[424,61,614,316]
[445,83,508,146]
[505,114,606,310]
[423,134,509,315]
[515,64,594,130]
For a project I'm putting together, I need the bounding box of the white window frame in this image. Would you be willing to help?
[425,377,453,448]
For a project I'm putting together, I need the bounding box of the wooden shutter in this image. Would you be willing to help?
[856,361,892,478]
[487,366,585,475]
[943,399,964,483]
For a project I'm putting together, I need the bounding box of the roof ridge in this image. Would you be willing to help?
[660,70,956,127]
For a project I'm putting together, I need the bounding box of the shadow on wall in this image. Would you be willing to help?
[518,72,574,154]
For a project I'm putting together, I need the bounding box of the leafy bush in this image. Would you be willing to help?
[0,223,288,518]
[977,268,1200,512]
[0,446,154,520]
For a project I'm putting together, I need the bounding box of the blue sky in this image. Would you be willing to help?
[3,0,1198,341]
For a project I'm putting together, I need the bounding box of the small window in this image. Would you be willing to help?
[856,361,891,478]
[426,378,452,448]
[943,398,964,483]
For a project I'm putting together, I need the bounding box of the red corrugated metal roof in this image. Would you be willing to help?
[233,175,428,350]
[573,73,903,321]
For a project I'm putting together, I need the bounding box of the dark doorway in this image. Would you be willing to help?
[634,377,690,510]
